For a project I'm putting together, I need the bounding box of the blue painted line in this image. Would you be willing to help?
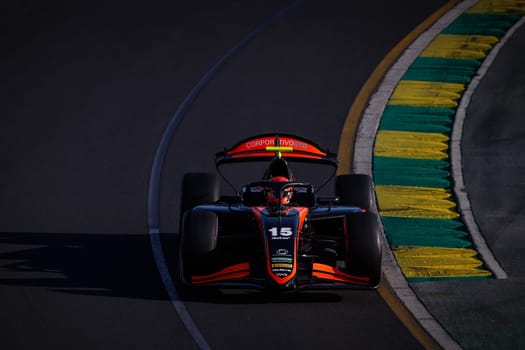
[147,2,304,349]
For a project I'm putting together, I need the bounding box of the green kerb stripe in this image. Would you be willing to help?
[443,13,521,36]
[374,156,450,188]
[381,216,470,248]
[403,57,480,84]
[379,105,455,133]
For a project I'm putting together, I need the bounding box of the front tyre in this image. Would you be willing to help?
[179,210,218,285]
[345,212,382,288]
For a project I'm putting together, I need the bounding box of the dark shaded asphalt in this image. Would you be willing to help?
[1,1,446,349]
[0,233,190,349]
[411,20,525,350]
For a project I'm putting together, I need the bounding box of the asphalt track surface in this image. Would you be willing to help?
[2,1,521,349]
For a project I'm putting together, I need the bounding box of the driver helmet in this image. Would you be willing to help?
[264,158,293,180]
[265,176,293,206]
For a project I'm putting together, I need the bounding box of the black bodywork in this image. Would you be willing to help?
[178,134,382,291]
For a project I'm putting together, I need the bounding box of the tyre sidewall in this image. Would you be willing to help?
[345,211,382,288]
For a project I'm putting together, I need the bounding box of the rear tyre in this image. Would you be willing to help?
[180,172,220,224]
[179,210,218,284]
[345,212,382,288]
[335,174,375,212]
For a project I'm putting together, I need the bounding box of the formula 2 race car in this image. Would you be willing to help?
[178,134,381,291]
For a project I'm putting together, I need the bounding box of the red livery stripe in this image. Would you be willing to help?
[191,262,250,284]
[312,263,370,285]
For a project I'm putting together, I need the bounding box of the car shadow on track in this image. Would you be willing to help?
[0,232,169,300]
[0,232,371,305]
[177,286,345,304]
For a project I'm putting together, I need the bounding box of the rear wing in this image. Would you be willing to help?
[215,134,338,167]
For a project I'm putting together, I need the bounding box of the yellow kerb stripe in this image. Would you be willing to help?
[393,246,492,278]
[389,80,465,108]
[421,34,499,60]
[467,0,525,14]
[374,130,449,160]
[375,185,460,219]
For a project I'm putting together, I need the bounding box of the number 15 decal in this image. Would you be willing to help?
[269,227,293,237]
